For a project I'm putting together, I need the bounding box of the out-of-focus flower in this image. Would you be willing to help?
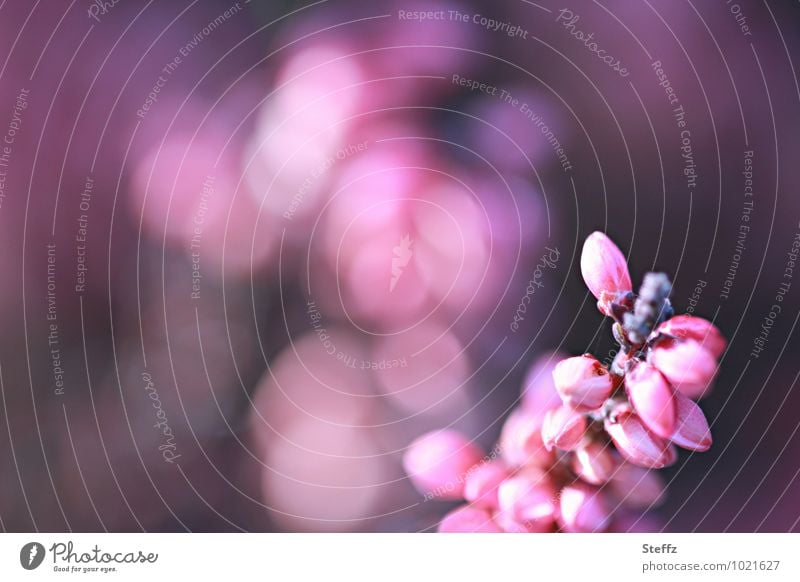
[243,42,368,226]
[250,330,393,532]
[464,462,510,508]
[498,408,550,468]
[497,473,557,527]
[439,505,503,533]
[558,483,611,533]
[129,131,278,278]
[403,430,484,500]
[372,320,473,420]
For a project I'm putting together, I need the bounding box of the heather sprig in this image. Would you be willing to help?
[403,232,726,532]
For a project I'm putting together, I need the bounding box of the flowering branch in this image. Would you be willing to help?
[403,232,726,532]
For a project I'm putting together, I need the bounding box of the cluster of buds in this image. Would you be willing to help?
[403,232,726,532]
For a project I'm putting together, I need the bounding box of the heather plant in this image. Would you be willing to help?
[403,232,726,532]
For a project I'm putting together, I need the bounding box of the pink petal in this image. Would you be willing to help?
[604,407,672,468]
[463,461,510,508]
[497,474,557,527]
[649,339,717,388]
[403,430,484,499]
[552,355,614,412]
[656,315,726,359]
[542,405,587,451]
[572,441,617,485]
[670,378,715,400]
[439,505,503,533]
[625,364,676,439]
[499,408,551,468]
[558,483,611,532]
[580,232,632,301]
[671,392,712,451]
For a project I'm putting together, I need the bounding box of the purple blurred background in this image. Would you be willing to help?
[0,0,798,531]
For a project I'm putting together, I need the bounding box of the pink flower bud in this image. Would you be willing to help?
[542,405,587,451]
[580,231,632,302]
[558,483,611,532]
[438,505,503,533]
[403,430,483,499]
[463,461,509,508]
[670,392,712,451]
[656,315,726,359]
[497,474,557,527]
[604,405,672,468]
[625,364,676,439]
[649,338,717,388]
[609,463,666,509]
[572,441,617,485]
[552,355,614,412]
[499,408,551,468]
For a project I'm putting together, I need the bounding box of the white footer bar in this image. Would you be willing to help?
[1,533,797,580]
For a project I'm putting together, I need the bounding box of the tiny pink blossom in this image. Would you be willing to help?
[571,441,617,485]
[552,354,614,412]
[670,392,712,451]
[438,505,503,533]
[558,483,611,533]
[625,363,676,439]
[609,463,666,509]
[499,408,551,468]
[463,461,510,508]
[580,231,632,313]
[542,405,587,451]
[497,474,557,527]
[656,315,726,359]
[403,430,483,499]
[604,404,672,468]
[649,338,717,388]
